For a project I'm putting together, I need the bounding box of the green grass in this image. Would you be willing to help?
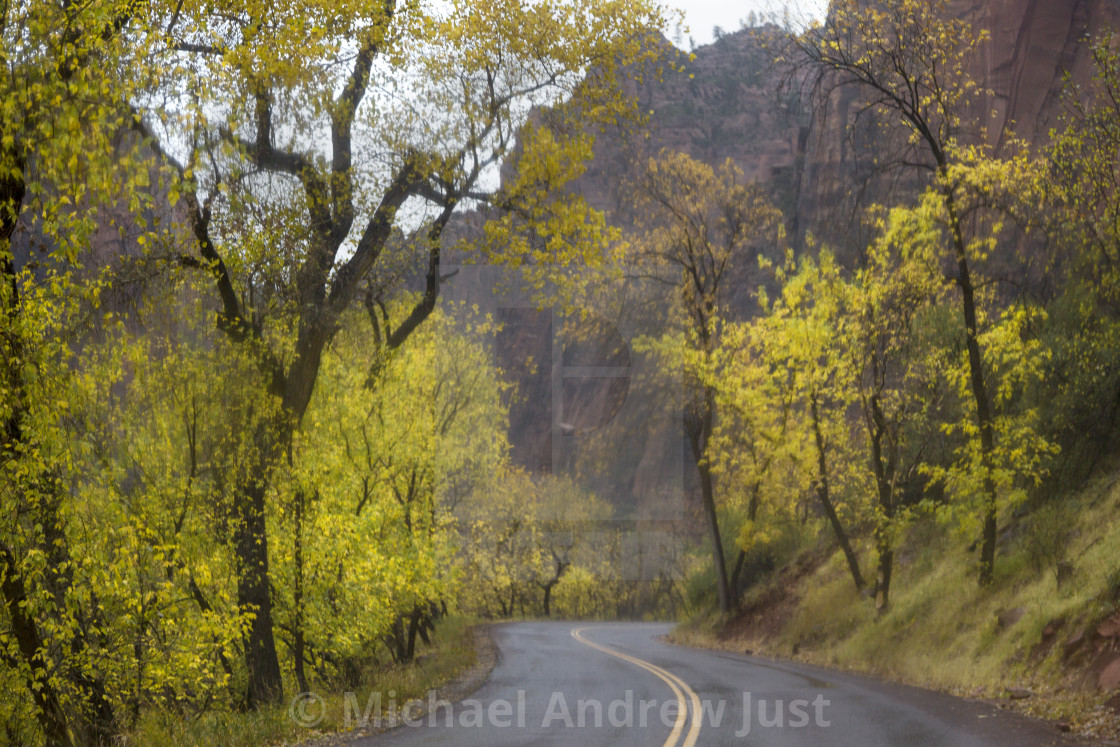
[123,615,480,747]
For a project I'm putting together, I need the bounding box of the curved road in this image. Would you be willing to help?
[356,622,1081,746]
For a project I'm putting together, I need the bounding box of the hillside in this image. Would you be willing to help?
[671,462,1120,741]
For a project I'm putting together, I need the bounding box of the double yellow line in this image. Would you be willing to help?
[570,627,701,747]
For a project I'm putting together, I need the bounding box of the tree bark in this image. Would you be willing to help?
[293,487,308,695]
[810,395,864,592]
[729,484,760,594]
[538,553,569,617]
[941,179,1000,587]
[730,550,746,596]
[405,607,421,662]
[868,393,896,611]
[0,545,74,747]
[235,477,285,707]
[687,388,733,613]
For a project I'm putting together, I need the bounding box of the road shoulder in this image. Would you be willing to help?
[301,624,500,746]
[661,631,1099,746]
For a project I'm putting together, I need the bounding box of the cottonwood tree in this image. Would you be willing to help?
[629,151,781,612]
[289,307,505,676]
[708,318,813,596]
[715,222,946,609]
[134,0,667,705]
[71,296,268,715]
[454,468,575,619]
[841,205,947,610]
[759,251,867,593]
[791,0,1013,585]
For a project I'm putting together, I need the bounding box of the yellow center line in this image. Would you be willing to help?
[571,627,702,747]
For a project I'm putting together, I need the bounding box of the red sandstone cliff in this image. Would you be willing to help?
[579,0,1120,249]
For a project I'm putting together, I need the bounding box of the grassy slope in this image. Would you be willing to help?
[673,467,1120,740]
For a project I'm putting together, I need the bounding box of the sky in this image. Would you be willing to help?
[662,0,827,48]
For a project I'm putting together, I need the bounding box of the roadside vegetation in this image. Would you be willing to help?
[127,616,479,747]
[673,465,1120,739]
[0,1,673,745]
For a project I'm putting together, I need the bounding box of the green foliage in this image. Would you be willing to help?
[923,299,1059,535]
[1048,30,1120,308]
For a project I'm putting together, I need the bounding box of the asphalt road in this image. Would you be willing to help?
[356,621,1081,746]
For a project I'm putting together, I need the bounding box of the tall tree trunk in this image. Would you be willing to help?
[0,545,74,747]
[941,180,1000,587]
[541,582,554,617]
[538,554,569,617]
[876,545,894,612]
[405,606,421,662]
[810,395,864,592]
[868,394,896,611]
[730,550,746,596]
[1,154,27,449]
[235,478,284,707]
[729,483,760,594]
[687,388,732,613]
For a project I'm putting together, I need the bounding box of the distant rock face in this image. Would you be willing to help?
[800,0,1120,245]
[578,0,1120,250]
[961,0,1115,145]
[579,26,807,228]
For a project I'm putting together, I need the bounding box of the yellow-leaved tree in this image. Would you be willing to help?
[840,205,949,611]
[284,306,507,685]
[127,0,670,705]
[755,250,870,593]
[791,0,1044,585]
[708,316,815,598]
[628,150,782,613]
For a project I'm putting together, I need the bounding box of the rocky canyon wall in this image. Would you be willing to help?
[581,0,1120,252]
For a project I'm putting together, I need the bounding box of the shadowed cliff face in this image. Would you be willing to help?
[571,26,807,235]
[579,0,1120,253]
[963,0,1113,146]
[798,0,1120,250]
